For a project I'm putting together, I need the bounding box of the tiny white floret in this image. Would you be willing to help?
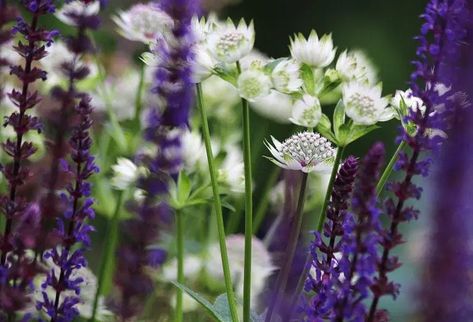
[290,30,336,68]
[271,59,303,94]
[237,68,272,101]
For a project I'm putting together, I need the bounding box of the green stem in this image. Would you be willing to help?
[376,140,406,196]
[196,83,240,322]
[316,146,345,231]
[237,61,253,322]
[89,191,124,322]
[134,64,145,124]
[175,209,184,322]
[253,167,280,233]
[264,173,309,322]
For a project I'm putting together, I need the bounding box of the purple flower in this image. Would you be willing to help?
[332,143,385,322]
[110,0,198,320]
[303,156,359,320]
[367,1,471,320]
[37,96,99,321]
[0,0,56,318]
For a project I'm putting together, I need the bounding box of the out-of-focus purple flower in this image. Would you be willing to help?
[110,0,198,320]
[0,1,17,100]
[37,96,99,322]
[0,0,57,318]
[302,156,359,320]
[367,1,472,319]
[332,143,384,322]
[36,0,101,254]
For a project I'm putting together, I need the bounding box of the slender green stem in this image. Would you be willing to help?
[264,173,309,322]
[134,64,145,124]
[316,146,345,231]
[196,83,240,322]
[286,146,345,317]
[175,209,184,322]
[237,61,254,322]
[89,191,124,322]
[376,140,406,196]
[253,167,280,233]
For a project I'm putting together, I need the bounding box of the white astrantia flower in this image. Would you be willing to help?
[391,89,426,117]
[239,49,269,70]
[92,69,142,121]
[206,235,275,304]
[111,158,144,191]
[251,90,293,123]
[40,41,75,86]
[342,82,393,125]
[237,68,272,101]
[218,146,245,193]
[351,50,378,85]
[271,59,303,94]
[207,18,255,64]
[182,130,205,171]
[289,94,322,128]
[56,0,100,26]
[113,3,174,44]
[266,132,336,173]
[290,30,336,68]
[191,15,221,82]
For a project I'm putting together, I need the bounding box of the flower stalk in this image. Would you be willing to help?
[196,83,240,322]
[375,141,406,196]
[175,209,185,322]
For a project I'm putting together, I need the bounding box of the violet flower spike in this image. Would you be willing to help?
[37,96,99,322]
[332,143,385,322]
[110,0,198,320]
[367,1,471,319]
[302,156,359,320]
[0,0,57,318]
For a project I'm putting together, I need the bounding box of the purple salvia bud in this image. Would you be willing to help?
[110,0,199,320]
[302,156,359,320]
[332,143,385,322]
[0,0,56,319]
[37,96,99,321]
[367,1,472,320]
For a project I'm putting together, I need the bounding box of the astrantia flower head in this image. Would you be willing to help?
[111,158,146,191]
[336,50,377,84]
[289,94,322,128]
[237,68,272,101]
[271,59,303,93]
[207,18,255,64]
[251,90,294,123]
[113,3,174,44]
[266,131,335,173]
[290,30,336,68]
[342,82,394,125]
[56,0,100,26]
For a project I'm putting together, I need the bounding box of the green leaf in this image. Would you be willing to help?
[214,294,265,322]
[337,123,351,146]
[316,114,337,144]
[263,57,287,73]
[171,282,228,322]
[347,124,380,144]
[221,200,236,212]
[333,99,346,139]
[213,66,238,86]
[300,64,316,95]
[177,172,192,205]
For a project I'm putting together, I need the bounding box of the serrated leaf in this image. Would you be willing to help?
[300,64,316,95]
[177,171,192,205]
[171,282,227,322]
[347,124,380,144]
[333,99,346,138]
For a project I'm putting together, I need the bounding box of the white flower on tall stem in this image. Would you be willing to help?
[342,82,393,125]
[237,68,272,101]
[111,158,145,191]
[289,30,336,68]
[289,94,322,128]
[271,59,303,94]
[207,18,255,64]
[113,3,174,44]
[56,0,100,26]
[218,146,245,193]
[265,132,336,173]
[251,90,293,123]
[182,130,205,171]
[191,15,221,82]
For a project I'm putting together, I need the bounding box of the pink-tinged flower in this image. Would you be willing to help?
[113,3,174,44]
[265,131,335,173]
